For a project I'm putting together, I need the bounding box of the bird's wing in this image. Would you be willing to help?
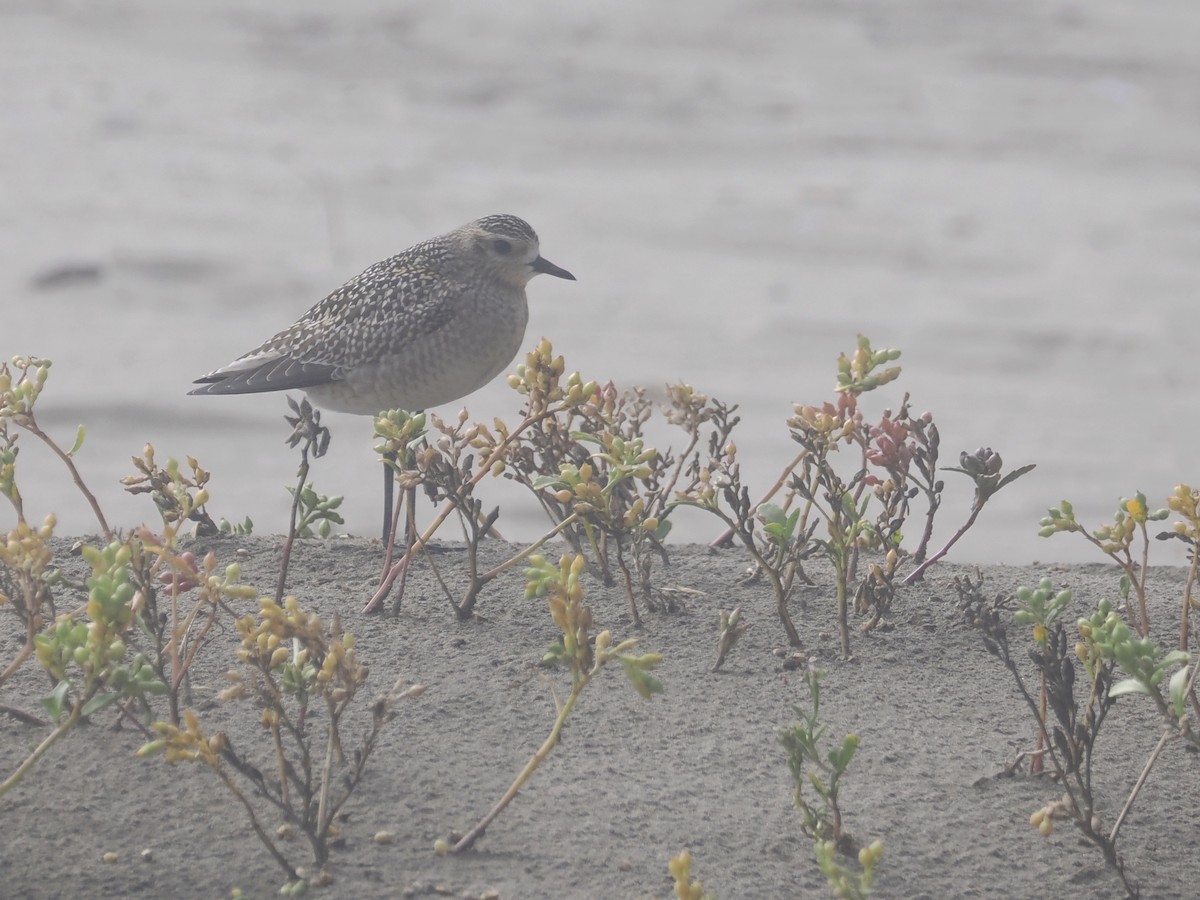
[188,354,342,395]
[190,255,459,396]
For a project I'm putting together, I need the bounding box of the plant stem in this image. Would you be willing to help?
[214,765,298,881]
[903,499,984,585]
[365,413,551,613]
[277,447,310,604]
[482,513,580,581]
[452,513,586,618]
[1109,728,1170,845]
[0,703,82,797]
[615,542,641,626]
[1180,545,1198,652]
[710,450,806,547]
[167,575,183,725]
[24,420,112,539]
[314,711,337,865]
[834,562,850,658]
[1136,525,1151,635]
[453,676,589,853]
[1033,673,1047,775]
[0,618,35,691]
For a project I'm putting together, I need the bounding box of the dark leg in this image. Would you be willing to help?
[382,449,396,543]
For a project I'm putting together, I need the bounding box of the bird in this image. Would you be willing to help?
[190,213,575,541]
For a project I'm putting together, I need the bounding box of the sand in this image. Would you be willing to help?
[1,535,1196,899]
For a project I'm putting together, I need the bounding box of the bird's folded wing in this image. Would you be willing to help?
[189,354,342,395]
[190,256,460,396]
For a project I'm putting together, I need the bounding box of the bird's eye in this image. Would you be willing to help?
[491,239,512,255]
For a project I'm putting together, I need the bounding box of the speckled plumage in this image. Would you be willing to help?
[190,214,575,415]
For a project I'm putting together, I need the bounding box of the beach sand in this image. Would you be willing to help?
[1,535,1195,899]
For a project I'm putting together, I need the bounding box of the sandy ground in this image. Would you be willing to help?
[4,0,1200,565]
[1,535,1197,899]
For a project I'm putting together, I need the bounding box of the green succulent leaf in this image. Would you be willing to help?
[41,681,69,722]
[828,734,859,771]
[996,464,1037,490]
[1169,665,1192,719]
[619,654,664,700]
[1110,678,1150,698]
[82,692,118,718]
[69,425,87,456]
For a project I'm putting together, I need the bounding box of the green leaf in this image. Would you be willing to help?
[82,692,118,718]
[807,771,828,795]
[542,641,567,666]
[69,425,86,456]
[619,656,664,700]
[828,734,859,770]
[996,464,1036,490]
[531,474,563,490]
[137,739,167,758]
[1110,678,1150,698]
[1169,665,1192,719]
[140,678,170,696]
[759,503,788,526]
[41,681,69,722]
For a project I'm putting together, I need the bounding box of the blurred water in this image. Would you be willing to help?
[4,0,1199,565]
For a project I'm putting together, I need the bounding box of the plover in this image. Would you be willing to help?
[190,214,575,538]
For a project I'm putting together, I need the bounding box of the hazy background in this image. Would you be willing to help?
[4,0,1198,565]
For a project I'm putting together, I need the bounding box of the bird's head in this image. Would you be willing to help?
[454,214,576,288]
